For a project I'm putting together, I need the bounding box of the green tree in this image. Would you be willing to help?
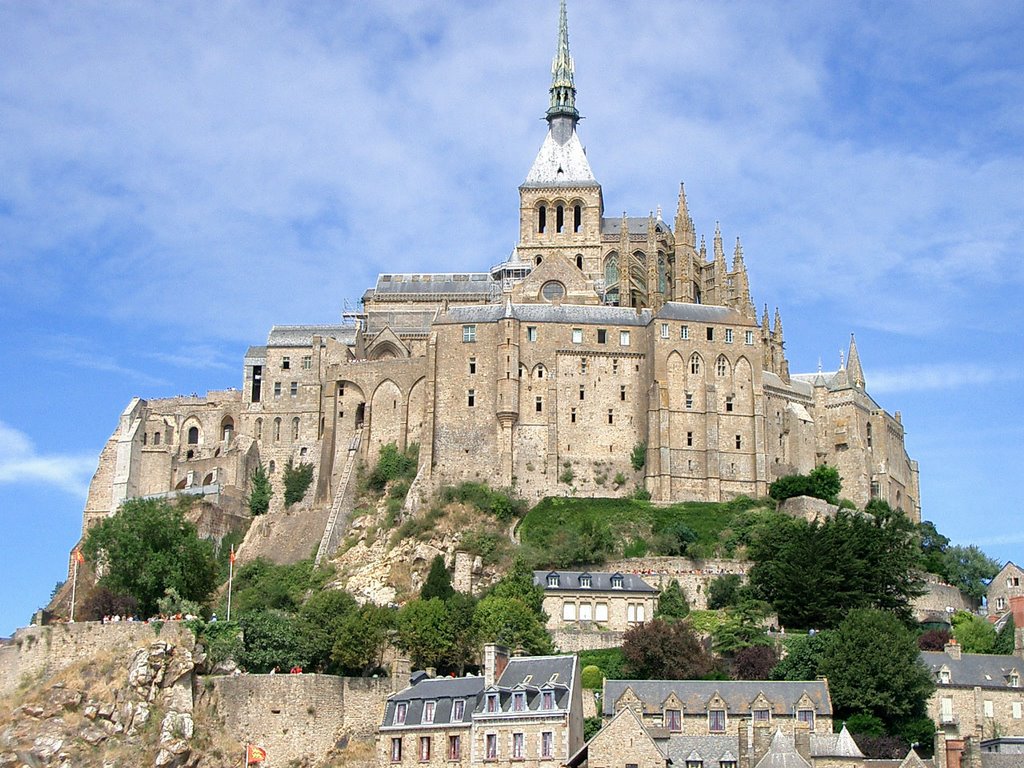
[621,619,718,680]
[332,604,396,676]
[282,459,314,507]
[229,558,325,615]
[421,555,455,601]
[994,616,1016,655]
[82,498,219,616]
[731,645,778,680]
[297,589,359,672]
[768,464,841,504]
[713,600,772,654]
[488,557,546,619]
[707,574,743,610]
[239,610,308,672]
[444,592,481,674]
[630,441,647,471]
[950,610,996,654]
[819,609,934,730]
[368,442,417,491]
[654,580,690,621]
[247,464,272,516]
[916,520,950,576]
[396,599,453,669]
[771,631,831,681]
[941,545,1000,602]
[748,510,923,629]
[474,596,552,656]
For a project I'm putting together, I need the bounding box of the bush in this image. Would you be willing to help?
[630,442,647,471]
[80,587,139,621]
[282,460,314,507]
[584,716,603,741]
[917,628,951,651]
[441,483,526,521]
[613,472,627,487]
[707,574,743,609]
[769,464,841,504]
[578,648,626,680]
[368,443,418,492]
[247,464,272,515]
[632,486,652,501]
[581,665,604,690]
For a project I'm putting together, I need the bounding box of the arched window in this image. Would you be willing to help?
[154,431,161,446]
[690,354,702,375]
[576,254,583,270]
[604,254,619,285]
[536,364,545,379]
[556,205,565,233]
[535,255,543,266]
[187,426,199,445]
[269,460,276,474]
[292,417,300,442]
[573,204,582,233]
[538,205,546,233]
[541,281,565,302]
[255,418,263,441]
[273,417,281,442]
[221,417,234,442]
[716,355,729,377]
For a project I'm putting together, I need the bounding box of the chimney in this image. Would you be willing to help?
[794,721,811,761]
[483,643,509,688]
[945,640,962,661]
[425,667,436,679]
[752,721,771,763]
[738,720,750,768]
[934,731,948,768]
[1010,596,1024,657]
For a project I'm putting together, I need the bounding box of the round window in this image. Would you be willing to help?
[541,281,566,302]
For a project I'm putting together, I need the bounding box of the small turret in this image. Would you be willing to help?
[674,182,695,249]
[847,334,865,390]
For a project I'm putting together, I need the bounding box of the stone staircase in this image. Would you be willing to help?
[313,428,362,567]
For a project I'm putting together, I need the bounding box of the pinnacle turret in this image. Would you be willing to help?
[674,182,695,248]
[847,333,865,389]
[547,0,578,122]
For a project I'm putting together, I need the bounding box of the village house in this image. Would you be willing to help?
[533,570,659,632]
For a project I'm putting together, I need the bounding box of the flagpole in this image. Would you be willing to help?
[70,552,79,623]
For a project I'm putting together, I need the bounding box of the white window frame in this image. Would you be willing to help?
[512,732,525,759]
[486,733,498,760]
[745,330,754,345]
[595,602,608,622]
[661,322,670,339]
[423,700,435,724]
[391,737,402,762]
[681,325,689,340]
[562,602,577,621]
[541,731,554,758]
[463,324,477,343]
[725,328,734,344]
[579,602,593,621]
[620,330,630,346]
[395,702,407,725]
[709,708,726,732]
[453,699,465,720]
[572,328,583,344]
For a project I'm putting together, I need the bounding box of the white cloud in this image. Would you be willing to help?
[0,421,95,498]
[868,364,1019,394]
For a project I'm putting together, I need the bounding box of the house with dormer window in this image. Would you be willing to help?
[379,645,583,767]
[602,680,833,736]
[534,570,658,632]
[922,641,1024,740]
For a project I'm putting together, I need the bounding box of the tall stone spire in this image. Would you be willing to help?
[547,0,578,122]
[847,333,865,389]
[674,182,695,249]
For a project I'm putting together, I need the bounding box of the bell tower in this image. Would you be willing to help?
[516,0,604,291]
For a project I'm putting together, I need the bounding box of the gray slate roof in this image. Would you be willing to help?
[374,273,494,296]
[920,651,1022,689]
[534,570,658,594]
[266,325,356,348]
[382,675,484,729]
[602,680,832,718]
[762,371,814,398]
[601,217,669,236]
[811,726,863,758]
[523,127,597,186]
[982,756,1024,768]
[665,734,738,764]
[244,346,267,362]
[656,302,753,325]
[754,730,811,768]
[476,655,576,715]
[364,310,437,336]
[438,303,652,327]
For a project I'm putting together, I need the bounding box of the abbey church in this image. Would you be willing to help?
[77,1,920,544]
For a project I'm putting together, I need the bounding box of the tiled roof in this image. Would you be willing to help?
[373,273,495,296]
[754,730,811,768]
[810,725,863,758]
[382,675,484,729]
[244,346,267,361]
[920,651,1022,689]
[603,680,832,717]
[656,302,753,325]
[664,734,738,764]
[534,570,657,593]
[476,655,577,715]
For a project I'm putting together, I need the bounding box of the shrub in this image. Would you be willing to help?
[630,442,647,471]
[282,460,314,507]
[917,628,951,651]
[440,482,525,521]
[247,464,272,515]
[632,486,652,501]
[613,472,627,487]
[559,467,575,484]
[623,537,648,558]
[768,464,841,505]
[369,443,418,491]
[707,574,743,609]
[581,665,604,690]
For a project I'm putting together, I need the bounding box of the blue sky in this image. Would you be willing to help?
[1,1,1022,637]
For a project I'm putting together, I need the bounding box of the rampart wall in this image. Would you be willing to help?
[602,556,750,610]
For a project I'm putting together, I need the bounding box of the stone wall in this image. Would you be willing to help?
[0,621,193,698]
[913,575,975,623]
[551,629,626,653]
[211,674,391,765]
[602,556,750,610]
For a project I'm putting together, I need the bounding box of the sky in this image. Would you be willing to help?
[0,0,1022,637]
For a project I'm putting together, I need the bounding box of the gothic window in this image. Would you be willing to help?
[154,431,161,445]
[690,354,702,375]
[292,417,300,441]
[221,418,234,442]
[716,356,728,376]
[658,254,668,293]
[604,255,619,284]
[273,418,281,442]
[535,254,543,265]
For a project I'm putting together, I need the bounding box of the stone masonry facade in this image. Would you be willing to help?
[70,2,921,557]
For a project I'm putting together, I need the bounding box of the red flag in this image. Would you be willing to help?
[229,547,236,565]
[246,745,267,764]
[73,549,85,564]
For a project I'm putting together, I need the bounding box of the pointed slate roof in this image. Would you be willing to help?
[754,729,811,768]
